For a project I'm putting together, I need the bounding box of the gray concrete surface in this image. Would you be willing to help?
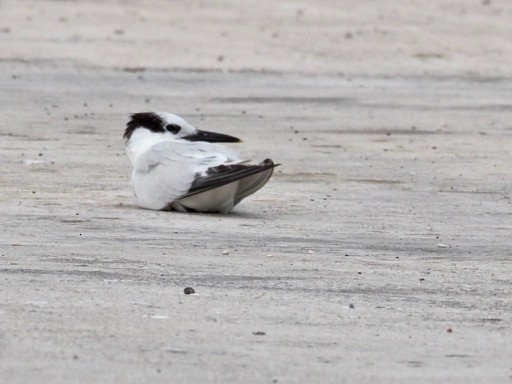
[1,1,512,383]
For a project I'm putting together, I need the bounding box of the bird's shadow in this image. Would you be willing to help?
[122,204,270,220]
[177,210,267,220]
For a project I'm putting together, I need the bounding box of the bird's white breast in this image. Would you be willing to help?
[125,129,171,166]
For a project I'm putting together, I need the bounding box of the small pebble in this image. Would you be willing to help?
[349,304,355,309]
[184,287,195,294]
[222,250,229,255]
[446,327,453,333]
[307,250,315,254]
[437,243,447,248]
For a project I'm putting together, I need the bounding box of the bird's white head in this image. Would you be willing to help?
[124,112,194,142]
[124,112,241,165]
[124,112,241,143]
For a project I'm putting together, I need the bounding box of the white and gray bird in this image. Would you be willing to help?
[124,112,278,213]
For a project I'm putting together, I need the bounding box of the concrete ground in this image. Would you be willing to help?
[1,1,511,383]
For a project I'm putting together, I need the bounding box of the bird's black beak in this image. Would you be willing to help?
[183,129,241,143]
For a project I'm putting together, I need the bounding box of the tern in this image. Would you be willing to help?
[124,112,278,213]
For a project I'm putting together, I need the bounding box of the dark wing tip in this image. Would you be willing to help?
[184,159,279,198]
[261,158,281,167]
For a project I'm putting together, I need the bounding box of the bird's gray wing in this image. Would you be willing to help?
[173,140,241,165]
[182,158,278,198]
[132,141,239,210]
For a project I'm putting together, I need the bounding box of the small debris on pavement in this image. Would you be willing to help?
[349,304,355,309]
[252,331,266,336]
[222,250,229,255]
[437,243,448,248]
[184,287,195,294]
[446,327,453,333]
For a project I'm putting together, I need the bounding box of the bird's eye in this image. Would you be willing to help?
[166,124,181,133]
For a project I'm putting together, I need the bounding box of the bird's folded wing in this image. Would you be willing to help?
[135,142,231,171]
[182,158,278,198]
[133,141,243,209]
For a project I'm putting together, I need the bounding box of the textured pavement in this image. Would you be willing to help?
[1,1,511,383]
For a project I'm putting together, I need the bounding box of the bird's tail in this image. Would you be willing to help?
[233,159,278,205]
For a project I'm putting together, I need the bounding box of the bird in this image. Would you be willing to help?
[123,112,278,213]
